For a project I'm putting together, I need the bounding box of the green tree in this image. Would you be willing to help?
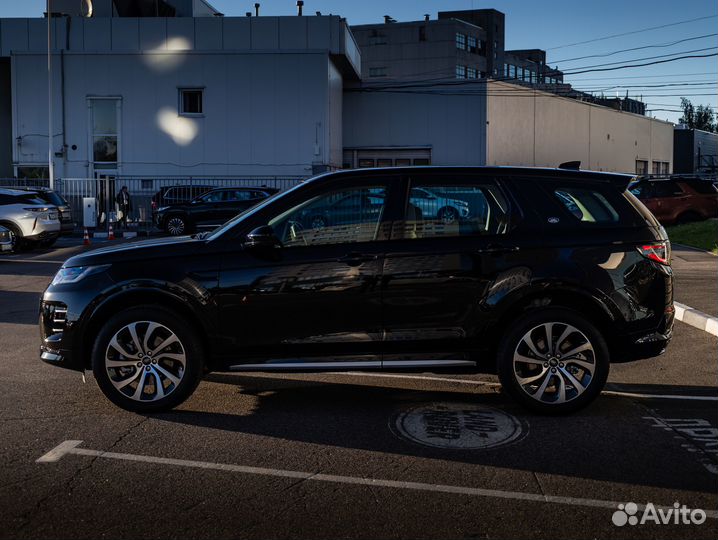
[679,98,716,132]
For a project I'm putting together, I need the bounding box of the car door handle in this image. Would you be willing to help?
[338,253,379,266]
[478,244,520,254]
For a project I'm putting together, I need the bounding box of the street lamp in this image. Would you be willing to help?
[47,0,54,189]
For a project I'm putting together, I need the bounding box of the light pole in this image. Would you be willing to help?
[47,0,54,189]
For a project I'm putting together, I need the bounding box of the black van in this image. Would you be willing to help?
[40,167,673,414]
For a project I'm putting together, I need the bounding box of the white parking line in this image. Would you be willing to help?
[334,372,718,402]
[37,440,718,519]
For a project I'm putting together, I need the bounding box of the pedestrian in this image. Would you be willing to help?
[116,185,131,229]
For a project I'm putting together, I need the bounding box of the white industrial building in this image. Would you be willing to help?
[0,1,673,187]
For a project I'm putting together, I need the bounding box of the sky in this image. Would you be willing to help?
[4,0,717,124]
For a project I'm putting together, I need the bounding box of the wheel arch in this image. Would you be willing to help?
[485,285,620,368]
[80,289,214,371]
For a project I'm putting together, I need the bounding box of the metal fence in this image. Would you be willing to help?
[1,176,304,232]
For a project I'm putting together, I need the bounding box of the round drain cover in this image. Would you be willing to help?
[393,402,524,450]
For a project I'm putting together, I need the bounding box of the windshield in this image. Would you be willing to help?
[205,183,305,240]
[36,190,66,206]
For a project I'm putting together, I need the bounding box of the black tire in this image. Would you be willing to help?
[437,206,459,224]
[676,211,702,225]
[92,306,204,413]
[164,214,189,236]
[497,307,609,414]
[0,222,23,252]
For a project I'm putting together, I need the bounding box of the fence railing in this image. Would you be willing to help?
[1,176,304,232]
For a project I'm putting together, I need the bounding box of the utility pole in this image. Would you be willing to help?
[47,0,54,189]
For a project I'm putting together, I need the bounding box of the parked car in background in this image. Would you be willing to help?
[155,187,276,235]
[0,186,74,241]
[629,177,718,225]
[151,185,214,211]
[41,167,673,415]
[0,225,13,252]
[0,188,61,250]
[409,187,471,223]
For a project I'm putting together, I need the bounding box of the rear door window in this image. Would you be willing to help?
[651,181,684,198]
[394,178,510,239]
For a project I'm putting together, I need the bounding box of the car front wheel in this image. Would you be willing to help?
[497,308,609,414]
[165,215,188,236]
[91,306,203,412]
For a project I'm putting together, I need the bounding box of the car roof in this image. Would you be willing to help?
[0,187,38,196]
[307,166,635,188]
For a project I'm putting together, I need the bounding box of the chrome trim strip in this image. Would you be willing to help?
[230,361,381,371]
[383,360,476,368]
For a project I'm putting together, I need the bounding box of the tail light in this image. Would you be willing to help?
[637,241,670,265]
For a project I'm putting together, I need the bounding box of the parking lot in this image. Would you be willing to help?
[1,238,716,540]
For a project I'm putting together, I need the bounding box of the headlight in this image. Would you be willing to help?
[51,265,110,285]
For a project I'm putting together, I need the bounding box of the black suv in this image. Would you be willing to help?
[155,187,276,235]
[40,167,673,414]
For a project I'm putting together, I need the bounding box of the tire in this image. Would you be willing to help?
[91,306,204,413]
[165,215,188,236]
[1,223,23,252]
[437,206,459,225]
[676,211,701,225]
[497,307,609,414]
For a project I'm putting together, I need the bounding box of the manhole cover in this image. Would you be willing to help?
[392,402,524,450]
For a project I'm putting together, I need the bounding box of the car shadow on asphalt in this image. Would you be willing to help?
[149,373,718,494]
[0,290,42,324]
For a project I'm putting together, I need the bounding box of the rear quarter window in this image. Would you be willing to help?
[553,187,619,223]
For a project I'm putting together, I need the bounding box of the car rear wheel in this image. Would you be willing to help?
[676,211,702,225]
[497,308,609,414]
[92,306,203,412]
[1,223,23,252]
[165,215,188,236]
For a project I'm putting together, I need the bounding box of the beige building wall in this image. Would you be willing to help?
[486,80,673,173]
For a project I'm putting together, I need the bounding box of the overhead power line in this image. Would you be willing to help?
[545,14,718,50]
[552,33,718,63]
[562,46,716,70]
[562,52,718,75]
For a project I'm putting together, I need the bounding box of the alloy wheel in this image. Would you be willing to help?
[105,321,186,402]
[512,322,595,404]
[167,217,185,235]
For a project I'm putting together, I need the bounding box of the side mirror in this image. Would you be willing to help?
[244,225,282,250]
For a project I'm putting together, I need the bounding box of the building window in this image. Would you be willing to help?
[376,158,392,167]
[503,64,509,77]
[636,160,648,175]
[456,33,466,50]
[456,65,467,79]
[467,35,478,53]
[369,30,387,45]
[509,65,516,78]
[530,71,536,83]
[419,26,426,41]
[368,67,387,77]
[179,89,203,115]
[467,67,477,79]
[90,98,120,168]
[358,159,375,168]
[652,161,669,175]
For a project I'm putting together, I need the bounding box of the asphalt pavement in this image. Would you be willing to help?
[0,238,716,540]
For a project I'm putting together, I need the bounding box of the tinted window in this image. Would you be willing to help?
[651,181,683,198]
[629,182,652,200]
[395,181,509,239]
[554,188,619,223]
[685,181,718,194]
[268,187,387,247]
[34,191,66,206]
[199,191,225,203]
[225,190,253,202]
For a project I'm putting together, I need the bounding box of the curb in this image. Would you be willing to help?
[675,302,718,337]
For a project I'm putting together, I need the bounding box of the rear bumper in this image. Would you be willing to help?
[612,306,674,362]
